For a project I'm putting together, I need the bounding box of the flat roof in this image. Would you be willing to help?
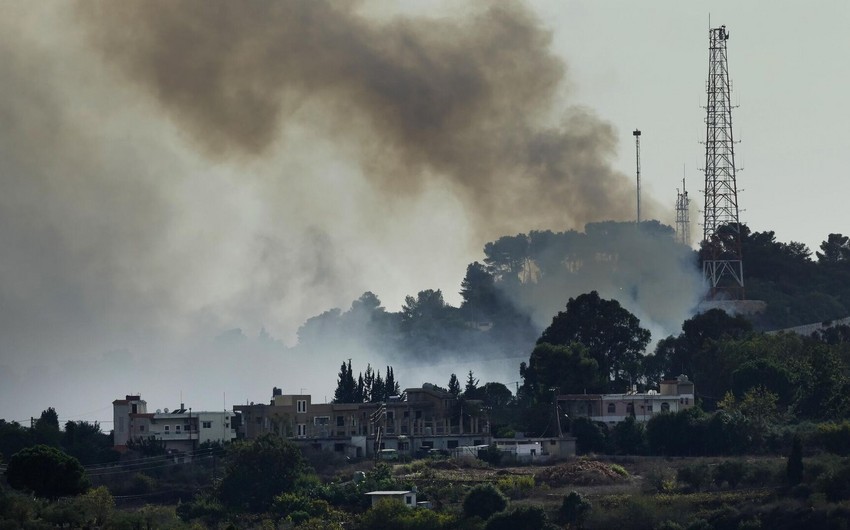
[366,491,413,495]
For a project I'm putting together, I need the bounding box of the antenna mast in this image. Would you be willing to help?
[701,25,743,299]
[633,129,641,224]
[676,176,690,246]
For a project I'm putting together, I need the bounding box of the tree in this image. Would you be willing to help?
[817,233,850,265]
[520,343,601,399]
[62,421,118,465]
[34,407,61,447]
[463,483,508,520]
[538,291,650,388]
[464,371,479,396]
[6,444,89,498]
[447,374,461,397]
[333,360,357,403]
[218,434,306,511]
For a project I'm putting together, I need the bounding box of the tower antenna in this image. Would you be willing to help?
[633,129,642,224]
[676,173,690,246]
[701,24,744,299]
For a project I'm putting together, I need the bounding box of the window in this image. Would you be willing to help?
[336,416,345,427]
[626,403,635,415]
[139,425,145,432]
[405,495,413,505]
[415,410,422,419]
[447,440,459,449]
[296,400,307,413]
[685,398,689,405]
[607,403,616,414]
[175,425,181,433]
[131,404,138,414]
[647,405,653,413]
[202,421,212,429]
[661,402,670,412]
[314,416,330,426]
[164,425,170,432]
[297,424,307,437]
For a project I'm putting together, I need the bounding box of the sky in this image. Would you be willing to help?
[0,1,848,428]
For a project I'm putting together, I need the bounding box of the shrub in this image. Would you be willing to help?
[358,499,455,530]
[643,466,676,493]
[477,443,503,466]
[713,460,746,489]
[677,463,711,492]
[485,505,551,530]
[610,464,629,477]
[495,474,535,499]
[559,491,591,527]
[463,483,508,520]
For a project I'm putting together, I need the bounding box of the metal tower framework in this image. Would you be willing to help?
[676,178,690,246]
[702,25,743,299]
[633,129,642,223]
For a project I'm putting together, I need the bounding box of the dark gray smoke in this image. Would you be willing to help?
[77,1,660,238]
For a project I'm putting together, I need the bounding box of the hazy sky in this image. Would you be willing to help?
[1,1,847,427]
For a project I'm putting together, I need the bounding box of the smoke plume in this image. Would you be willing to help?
[77,1,660,238]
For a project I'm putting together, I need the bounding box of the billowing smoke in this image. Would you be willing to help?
[0,1,690,424]
[76,1,662,238]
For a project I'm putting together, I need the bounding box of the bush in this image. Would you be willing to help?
[485,505,552,530]
[643,466,676,494]
[5,445,89,498]
[358,499,455,530]
[477,444,503,466]
[463,483,508,520]
[559,491,591,527]
[495,475,535,499]
[677,463,711,492]
[610,464,629,477]
[713,460,746,489]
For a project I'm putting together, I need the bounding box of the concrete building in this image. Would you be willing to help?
[365,490,417,508]
[112,395,236,453]
[233,384,491,459]
[559,375,696,426]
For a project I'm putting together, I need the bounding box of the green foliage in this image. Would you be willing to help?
[536,291,650,390]
[358,499,455,530]
[812,421,850,455]
[61,420,117,466]
[521,343,601,399]
[218,434,306,512]
[463,483,507,520]
[643,465,676,493]
[0,420,32,463]
[495,474,535,500]
[272,492,330,521]
[485,505,552,530]
[677,463,711,492]
[610,464,629,477]
[571,417,610,454]
[477,443,503,466]
[559,490,591,527]
[33,408,60,447]
[611,416,647,455]
[5,444,89,498]
[175,492,227,525]
[713,460,746,489]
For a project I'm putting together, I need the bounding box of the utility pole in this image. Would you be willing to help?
[633,129,642,224]
[676,176,691,246]
[701,24,744,299]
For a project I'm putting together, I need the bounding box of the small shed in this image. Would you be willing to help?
[365,490,417,508]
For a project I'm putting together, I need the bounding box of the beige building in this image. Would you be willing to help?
[559,374,696,426]
[113,395,236,453]
[233,384,491,458]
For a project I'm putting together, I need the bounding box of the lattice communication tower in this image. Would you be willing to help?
[676,178,690,247]
[702,25,743,299]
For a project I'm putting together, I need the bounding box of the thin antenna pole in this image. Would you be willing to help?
[633,129,642,224]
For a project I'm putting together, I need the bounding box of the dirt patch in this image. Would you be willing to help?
[535,459,629,487]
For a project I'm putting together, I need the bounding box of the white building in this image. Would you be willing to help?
[113,395,236,453]
[560,375,696,426]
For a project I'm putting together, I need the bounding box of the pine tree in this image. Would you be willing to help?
[372,370,385,403]
[465,370,479,395]
[448,374,461,397]
[332,360,357,403]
